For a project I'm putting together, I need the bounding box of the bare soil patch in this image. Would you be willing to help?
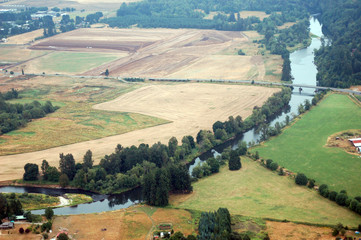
[326,129,361,155]
[0,83,278,181]
[266,221,334,240]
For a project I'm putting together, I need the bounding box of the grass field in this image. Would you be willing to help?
[253,94,361,197]
[172,158,361,227]
[3,192,59,210]
[25,51,123,74]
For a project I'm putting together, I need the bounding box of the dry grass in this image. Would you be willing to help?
[266,221,334,240]
[0,223,42,240]
[0,82,278,181]
[239,11,270,20]
[3,29,43,45]
[50,206,194,240]
[277,22,297,30]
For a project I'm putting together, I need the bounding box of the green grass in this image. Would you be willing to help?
[175,158,361,227]
[4,192,60,210]
[37,52,120,74]
[253,94,361,197]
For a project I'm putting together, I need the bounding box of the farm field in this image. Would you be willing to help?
[24,28,280,81]
[50,206,195,240]
[2,29,43,45]
[171,158,361,227]
[0,81,278,181]
[22,51,124,74]
[253,94,361,197]
[0,46,48,64]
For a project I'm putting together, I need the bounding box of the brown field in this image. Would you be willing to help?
[27,28,278,81]
[277,22,297,30]
[266,221,333,240]
[239,11,270,20]
[0,82,278,181]
[0,223,42,240]
[49,206,194,240]
[3,29,43,45]
[0,46,48,64]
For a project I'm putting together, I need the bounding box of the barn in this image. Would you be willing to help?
[349,138,361,152]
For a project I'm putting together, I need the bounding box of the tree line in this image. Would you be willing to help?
[313,0,361,88]
[0,89,59,134]
[22,87,292,206]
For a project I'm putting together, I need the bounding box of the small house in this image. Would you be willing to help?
[0,222,14,229]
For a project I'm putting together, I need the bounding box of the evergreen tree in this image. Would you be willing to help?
[59,153,76,180]
[229,150,241,170]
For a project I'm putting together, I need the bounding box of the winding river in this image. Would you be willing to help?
[0,17,324,215]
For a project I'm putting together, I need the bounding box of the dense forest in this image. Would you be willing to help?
[23,88,292,206]
[314,0,361,88]
[0,89,59,134]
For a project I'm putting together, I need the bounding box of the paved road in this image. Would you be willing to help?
[6,72,361,95]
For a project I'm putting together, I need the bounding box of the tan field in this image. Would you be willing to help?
[49,206,194,240]
[266,222,334,240]
[0,83,278,181]
[25,28,279,81]
[239,11,270,20]
[3,29,43,45]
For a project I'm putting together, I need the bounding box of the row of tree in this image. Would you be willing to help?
[0,90,59,134]
[313,0,361,88]
[22,87,292,206]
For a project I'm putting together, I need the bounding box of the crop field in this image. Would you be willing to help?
[0,80,278,181]
[171,158,361,227]
[51,206,194,240]
[22,51,124,74]
[26,28,280,81]
[253,94,361,197]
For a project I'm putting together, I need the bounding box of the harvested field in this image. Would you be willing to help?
[266,221,334,240]
[3,29,43,45]
[0,83,278,181]
[27,28,278,81]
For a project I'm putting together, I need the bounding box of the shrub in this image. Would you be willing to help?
[42,233,49,239]
[19,227,24,234]
[269,162,278,171]
[25,228,30,233]
[57,233,69,240]
[295,173,308,185]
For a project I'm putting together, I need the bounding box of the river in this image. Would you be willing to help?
[0,17,323,215]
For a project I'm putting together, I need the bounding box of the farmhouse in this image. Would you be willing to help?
[0,222,14,229]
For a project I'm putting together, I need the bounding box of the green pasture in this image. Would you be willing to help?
[175,158,361,227]
[254,94,361,196]
[37,52,120,74]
